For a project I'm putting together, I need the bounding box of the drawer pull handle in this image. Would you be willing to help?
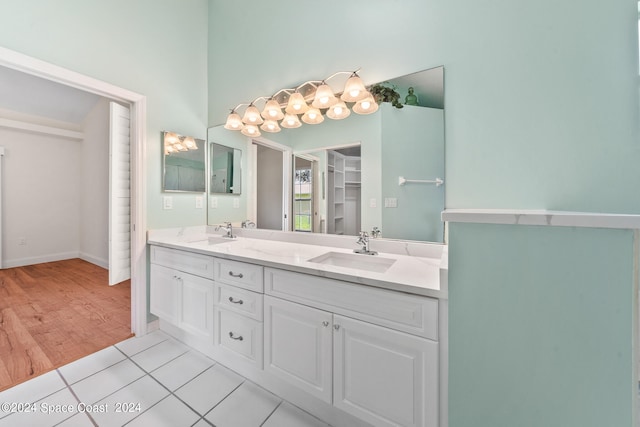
[228,332,244,341]
[228,297,244,305]
[322,321,329,327]
[334,324,340,331]
[228,271,244,279]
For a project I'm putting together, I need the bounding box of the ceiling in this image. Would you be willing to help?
[0,65,102,124]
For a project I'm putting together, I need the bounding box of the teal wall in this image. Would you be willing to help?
[0,0,210,229]
[449,223,636,427]
[209,1,640,426]
[208,0,640,214]
[381,104,444,242]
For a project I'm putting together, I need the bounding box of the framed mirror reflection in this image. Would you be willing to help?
[206,65,445,243]
[162,131,206,192]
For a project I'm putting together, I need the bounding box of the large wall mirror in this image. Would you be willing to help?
[163,131,206,192]
[207,66,445,243]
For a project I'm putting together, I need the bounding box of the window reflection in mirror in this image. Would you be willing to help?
[210,142,242,194]
[162,131,206,192]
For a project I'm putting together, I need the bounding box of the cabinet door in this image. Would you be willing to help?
[333,315,439,427]
[150,264,179,325]
[178,273,214,339]
[264,295,332,403]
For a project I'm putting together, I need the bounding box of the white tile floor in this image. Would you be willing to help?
[0,330,332,427]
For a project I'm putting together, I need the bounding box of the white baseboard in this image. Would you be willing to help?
[79,252,108,269]
[3,251,80,269]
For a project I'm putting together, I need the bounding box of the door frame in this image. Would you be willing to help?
[0,46,148,336]
[250,137,292,231]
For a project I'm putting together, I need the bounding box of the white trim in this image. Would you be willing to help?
[442,209,640,230]
[0,46,148,337]
[0,117,84,140]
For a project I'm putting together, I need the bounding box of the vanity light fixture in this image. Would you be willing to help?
[302,107,324,125]
[352,95,379,114]
[341,73,369,102]
[224,69,378,136]
[327,101,351,120]
[242,104,264,125]
[164,131,199,155]
[311,83,339,109]
[261,119,281,133]
[241,124,261,137]
[281,113,302,129]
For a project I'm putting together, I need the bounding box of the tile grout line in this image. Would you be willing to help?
[54,369,98,427]
[116,343,218,421]
[259,400,284,427]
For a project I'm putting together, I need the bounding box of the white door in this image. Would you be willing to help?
[333,315,439,427]
[264,295,333,403]
[179,272,214,339]
[109,102,131,286]
[0,147,4,269]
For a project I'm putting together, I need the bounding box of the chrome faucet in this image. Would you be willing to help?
[354,231,377,255]
[241,219,256,229]
[215,222,236,239]
[371,227,381,239]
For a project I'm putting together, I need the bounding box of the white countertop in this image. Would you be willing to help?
[148,228,447,299]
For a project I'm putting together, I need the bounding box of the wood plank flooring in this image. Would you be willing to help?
[0,259,132,391]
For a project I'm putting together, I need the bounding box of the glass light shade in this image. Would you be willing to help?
[164,132,180,145]
[260,120,281,133]
[302,108,324,125]
[352,96,379,115]
[183,136,198,150]
[224,112,243,130]
[326,101,351,120]
[173,143,188,151]
[340,75,369,102]
[261,99,284,120]
[281,113,302,129]
[164,145,177,154]
[311,84,338,109]
[241,124,261,137]
[242,105,264,124]
[285,92,309,115]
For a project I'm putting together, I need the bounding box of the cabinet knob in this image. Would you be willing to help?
[228,297,244,305]
[228,271,244,279]
[333,324,340,331]
[228,332,243,341]
[322,321,329,327]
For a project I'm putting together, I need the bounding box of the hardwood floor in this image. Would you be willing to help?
[0,259,132,392]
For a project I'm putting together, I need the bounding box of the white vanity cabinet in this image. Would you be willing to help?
[149,246,215,339]
[264,268,439,427]
[213,260,265,368]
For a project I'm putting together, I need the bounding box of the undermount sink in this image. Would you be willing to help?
[208,236,236,245]
[308,251,396,273]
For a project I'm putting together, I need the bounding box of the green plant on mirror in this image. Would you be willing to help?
[369,83,403,109]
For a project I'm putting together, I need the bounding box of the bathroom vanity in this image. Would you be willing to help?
[147,227,448,427]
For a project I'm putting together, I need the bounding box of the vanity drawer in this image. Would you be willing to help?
[264,268,438,340]
[214,258,264,292]
[150,245,214,280]
[214,283,263,321]
[214,307,263,368]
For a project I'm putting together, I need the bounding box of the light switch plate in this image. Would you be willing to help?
[163,196,173,210]
[233,198,240,208]
[384,198,397,208]
[210,197,218,208]
[195,196,203,209]
[369,198,377,208]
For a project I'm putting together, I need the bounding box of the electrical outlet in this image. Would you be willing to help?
[163,196,173,210]
[18,237,27,246]
[233,198,240,208]
[210,197,218,209]
[369,198,377,208]
[195,196,203,209]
